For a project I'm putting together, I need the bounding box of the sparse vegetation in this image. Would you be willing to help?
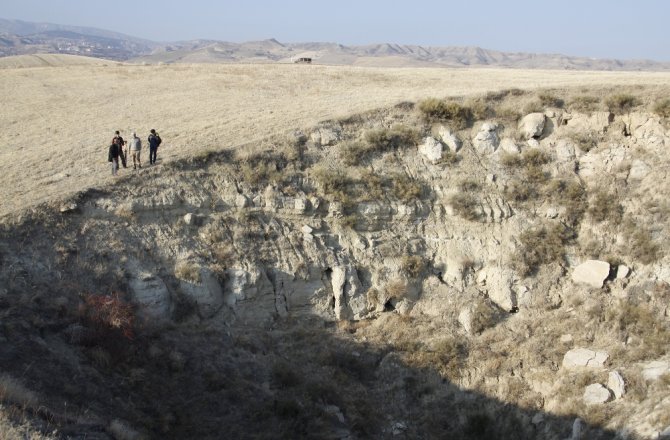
[568,95,600,113]
[570,130,599,152]
[364,125,421,152]
[449,193,481,221]
[605,93,641,115]
[175,261,202,283]
[417,99,473,129]
[653,98,670,119]
[538,92,564,108]
[401,255,427,278]
[622,221,660,265]
[391,173,423,202]
[588,190,623,223]
[514,223,574,276]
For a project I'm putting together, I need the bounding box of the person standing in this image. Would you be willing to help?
[113,130,127,168]
[129,132,142,169]
[148,129,162,165]
[108,139,120,175]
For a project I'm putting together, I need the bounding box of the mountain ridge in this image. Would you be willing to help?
[1,17,669,70]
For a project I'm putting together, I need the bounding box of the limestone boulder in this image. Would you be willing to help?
[562,348,609,369]
[572,260,610,288]
[418,136,443,163]
[641,360,670,381]
[607,371,625,399]
[437,126,462,152]
[310,127,341,146]
[555,139,577,162]
[473,122,499,154]
[519,113,546,139]
[628,159,651,180]
[331,266,366,320]
[499,138,520,154]
[583,383,611,405]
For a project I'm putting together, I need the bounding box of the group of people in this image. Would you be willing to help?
[108,129,162,175]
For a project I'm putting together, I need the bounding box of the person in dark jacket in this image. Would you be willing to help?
[148,129,162,165]
[113,130,127,168]
[108,139,120,175]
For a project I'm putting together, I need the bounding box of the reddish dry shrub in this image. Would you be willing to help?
[82,292,135,340]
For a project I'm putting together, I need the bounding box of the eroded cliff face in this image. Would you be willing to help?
[1,96,669,438]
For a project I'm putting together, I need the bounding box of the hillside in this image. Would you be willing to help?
[2,62,670,219]
[1,88,670,438]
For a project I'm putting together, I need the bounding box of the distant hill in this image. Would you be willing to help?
[1,17,669,71]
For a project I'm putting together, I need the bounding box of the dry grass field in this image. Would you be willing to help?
[1,55,670,216]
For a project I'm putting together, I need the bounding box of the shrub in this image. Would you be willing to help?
[588,190,623,223]
[605,302,670,360]
[364,125,420,152]
[238,150,286,186]
[340,140,370,166]
[312,166,351,202]
[538,92,564,108]
[433,337,469,379]
[417,99,473,129]
[605,94,641,115]
[401,255,427,278]
[466,99,493,121]
[358,170,385,200]
[522,149,552,166]
[175,261,201,283]
[568,96,600,113]
[385,279,408,301]
[623,223,660,265]
[522,100,544,114]
[392,174,423,202]
[546,179,586,225]
[653,99,670,119]
[570,131,599,153]
[500,152,523,168]
[449,193,480,221]
[514,223,574,276]
[82,292,135,340]
[457,179,481,192]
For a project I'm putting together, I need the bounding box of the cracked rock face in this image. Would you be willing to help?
[562,348,610,369]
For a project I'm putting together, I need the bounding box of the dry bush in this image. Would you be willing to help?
[271,361,302,389]
[546,179,586,225]
[238,150,287,186]
[622,222,660,265]
[449,193,480,221]
[495,107,522,122]
[311,165,352,202]
[538,92,564,108]
[522,100,544,114]
[457,178,481,192]
[174,261,201,283]
[340,140,370,166]
[385,279,408,301]
[358,170,385,200]
[392,174,423,202]
[605,302,670,361]
[514,223,573,276]
[569,131,599,153]
[82,292,136,340]
[588,190,623,223]
[465,98,494,120]
[432,337,469,380]
[470,298,500,334]
[401,255,427,278]
[653,98,670,119]
[605,94,641,115]
[0,407,56,440]
[500,152,523,168]
[417,99,473,129]
[568,96,600,113]
[522,149,552,167]
[364,125,421,152]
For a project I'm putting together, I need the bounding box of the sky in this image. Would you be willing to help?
[1,0,669,61]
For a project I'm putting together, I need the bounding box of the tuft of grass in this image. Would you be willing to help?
[568,96,600,113]
[364,125,420,152]
[175,261,201,283]
[311,166,352,202]
[605,302,670,361]
[417,99,473,129]
[653,98,670,119]
[449,193,480,221]
[392,174,423,202]
[457,179,481,192]
[401,255,427,278]
[538,92,564,108]
[385,279,408,301]
[587,190,623,224]
[622,222,660,265]
[514,223,574,276]
[570,131,599,153]
[605,94,641,115]
[340,140,370,166]
[0,375,38,407]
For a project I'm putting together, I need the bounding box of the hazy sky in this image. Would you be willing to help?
[2,0,669,61]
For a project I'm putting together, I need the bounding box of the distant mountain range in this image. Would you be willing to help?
[1,18,669,71]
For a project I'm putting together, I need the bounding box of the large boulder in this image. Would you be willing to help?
[418,136,443,163]
[473,123,499,154]
[310,127,341,146]
[583,383,611,405]
[562,348,609,369]
[519,113,546,139]
[572,260,610,288]
[331,266,366,320]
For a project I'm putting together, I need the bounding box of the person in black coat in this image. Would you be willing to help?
[108,140,120,175]
[148,129,162,165]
